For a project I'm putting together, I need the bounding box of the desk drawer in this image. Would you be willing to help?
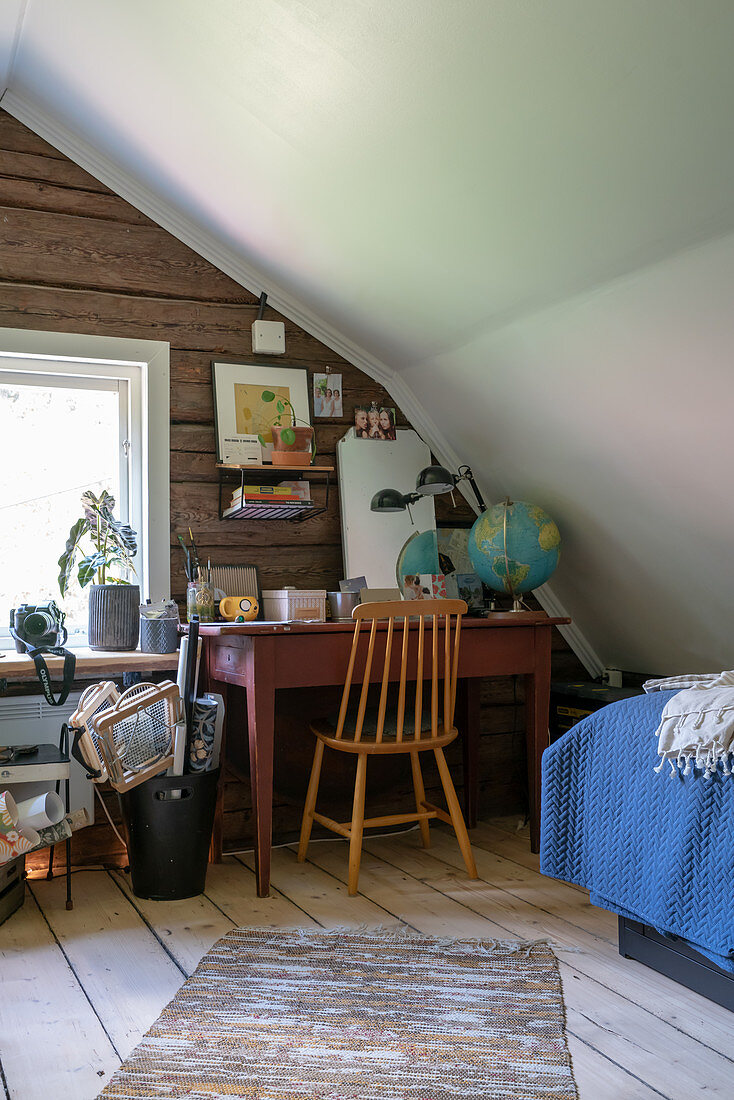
[212,644,246,679]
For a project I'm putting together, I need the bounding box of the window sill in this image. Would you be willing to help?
[0,648,179,682]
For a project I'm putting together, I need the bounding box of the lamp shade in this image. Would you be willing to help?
[416,465,455,495]
[370,488,408,512]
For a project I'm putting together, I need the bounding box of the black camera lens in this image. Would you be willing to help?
[24,611,53,637]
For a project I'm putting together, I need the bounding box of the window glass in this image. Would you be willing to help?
[0,377,122,642]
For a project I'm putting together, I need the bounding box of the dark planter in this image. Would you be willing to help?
[88,584,140,651]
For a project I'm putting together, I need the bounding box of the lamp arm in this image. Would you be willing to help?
[457,466,487,513]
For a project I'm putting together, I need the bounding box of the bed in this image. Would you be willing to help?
[540,691,734,1007]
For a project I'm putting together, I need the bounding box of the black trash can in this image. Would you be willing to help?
[119,769,220,900]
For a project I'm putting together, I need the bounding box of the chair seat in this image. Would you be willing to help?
[311,712,458,754]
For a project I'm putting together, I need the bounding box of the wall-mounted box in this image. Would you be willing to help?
[251,320,285,355]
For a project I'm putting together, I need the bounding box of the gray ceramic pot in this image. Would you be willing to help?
[88,584,140,651]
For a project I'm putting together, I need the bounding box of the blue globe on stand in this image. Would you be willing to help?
[468,499,560,610]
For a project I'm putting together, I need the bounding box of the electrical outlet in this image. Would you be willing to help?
[602,667,623,688]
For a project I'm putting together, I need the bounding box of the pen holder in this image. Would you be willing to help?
[186,581,215,623]
[140,616,180,653]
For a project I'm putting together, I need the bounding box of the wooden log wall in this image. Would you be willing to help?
[0,109,587,867]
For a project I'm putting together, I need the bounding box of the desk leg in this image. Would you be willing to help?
[456,678,480,828]
[525,628,552,854]
[245,638,276,898]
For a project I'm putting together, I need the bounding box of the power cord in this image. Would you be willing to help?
[94,785,128,849]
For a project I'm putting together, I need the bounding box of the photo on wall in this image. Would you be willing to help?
[354,405,397,440]
[313,373,343,418]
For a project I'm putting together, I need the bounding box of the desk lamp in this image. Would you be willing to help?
[371,464,487,515]
[372,463,496,610]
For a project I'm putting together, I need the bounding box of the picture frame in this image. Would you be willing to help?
[211,361,311,464]
[445,572,484,611]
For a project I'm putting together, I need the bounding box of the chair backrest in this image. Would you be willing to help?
[333,598,467,744]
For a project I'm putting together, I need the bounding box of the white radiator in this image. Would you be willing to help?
[0,692,95,819]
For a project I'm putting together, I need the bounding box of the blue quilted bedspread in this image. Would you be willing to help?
[540,691,734,972]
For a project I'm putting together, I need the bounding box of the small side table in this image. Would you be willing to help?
[0,735,73,909]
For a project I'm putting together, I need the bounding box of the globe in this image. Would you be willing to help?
[468,499,560,599]
[395,529,439,590]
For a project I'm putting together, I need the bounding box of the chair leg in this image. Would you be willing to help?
[348,753,367,896]
[410,751,431,848]
[298,740,325,862]
[434,747,477,879]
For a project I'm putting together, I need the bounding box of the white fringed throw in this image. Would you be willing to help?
[644,670,734,777]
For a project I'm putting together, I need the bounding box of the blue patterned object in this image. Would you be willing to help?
[541,692,734,972]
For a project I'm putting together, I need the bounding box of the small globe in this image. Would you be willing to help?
[395,530,439,590]
[468,500,560,596]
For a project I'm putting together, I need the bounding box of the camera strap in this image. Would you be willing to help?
[23,645,76,707]
[66,723,104,780]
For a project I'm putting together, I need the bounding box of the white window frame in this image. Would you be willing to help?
[0,327,170,647]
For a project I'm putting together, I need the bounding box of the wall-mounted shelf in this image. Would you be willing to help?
[217,463,334,523]
[216,464,335,473]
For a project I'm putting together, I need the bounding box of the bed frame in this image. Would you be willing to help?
[619,917,734,1011]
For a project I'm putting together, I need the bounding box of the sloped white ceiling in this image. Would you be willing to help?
[2,1,734,673]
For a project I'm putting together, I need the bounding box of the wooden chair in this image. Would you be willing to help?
[298,598,478,895]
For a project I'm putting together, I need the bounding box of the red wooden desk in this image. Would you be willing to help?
[198,612,568,896]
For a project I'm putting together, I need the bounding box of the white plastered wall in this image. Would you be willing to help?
[402,231,734,674]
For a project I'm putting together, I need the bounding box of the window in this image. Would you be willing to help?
[0,330,170,648]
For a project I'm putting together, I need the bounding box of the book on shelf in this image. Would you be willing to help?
[276,479,311,501]
[229,480,311,504]
[230,490,302,503]
[222,497,315,518]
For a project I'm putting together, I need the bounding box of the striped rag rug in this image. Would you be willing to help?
[100,926,578,1099]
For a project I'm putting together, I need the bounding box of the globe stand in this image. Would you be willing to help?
[510,595,531,612]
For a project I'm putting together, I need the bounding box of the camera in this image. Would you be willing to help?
[10,602,67,653]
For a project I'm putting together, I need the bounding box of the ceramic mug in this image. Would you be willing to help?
[219,596,259,622]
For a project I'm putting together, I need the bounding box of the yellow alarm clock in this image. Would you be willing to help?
[219,596,259,622]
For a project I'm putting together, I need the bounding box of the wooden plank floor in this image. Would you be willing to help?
[1,817,732,1099]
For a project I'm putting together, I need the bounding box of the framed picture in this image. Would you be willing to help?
[354,405,397,440]
[313,373,343,418]
[212,361,310,464]
[446,572,484,611]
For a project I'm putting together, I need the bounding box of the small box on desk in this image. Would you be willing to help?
[262,589,327,622]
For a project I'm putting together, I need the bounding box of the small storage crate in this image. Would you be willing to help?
[0,856,25,927]
[262,587,327,622]
[549,680,643,743]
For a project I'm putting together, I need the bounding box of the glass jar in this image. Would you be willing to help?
[186,580,215,623]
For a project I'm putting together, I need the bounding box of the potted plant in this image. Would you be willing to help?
[257,390,315,466]
[58,490,140,651]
